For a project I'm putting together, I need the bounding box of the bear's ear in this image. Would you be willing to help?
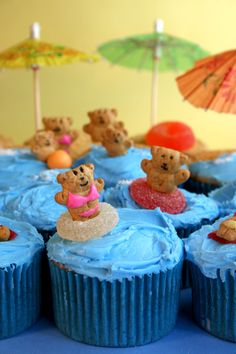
[57,173,66,184]
[85,163,94,171]
[67,117,73,125]
[123,128,128,136]
[111,109,118,117]
[151,146,159,157]
[87,111,93,119]
[180,153,189,165]
[42,117,48,125]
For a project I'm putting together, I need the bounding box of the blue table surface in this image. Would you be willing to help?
[0,289,235,354]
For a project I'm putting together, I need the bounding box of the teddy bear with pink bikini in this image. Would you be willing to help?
[55,164,104,222]
[55,164,118,241]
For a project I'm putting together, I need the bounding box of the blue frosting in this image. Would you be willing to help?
[185,215,236,282]
[47,208,183,281]
[0,169,106,231]
[0,148,47,191]
[0,215,44,268]
[189,153,236,184]
[0,182,66,231]
[210,181,236,216]
[103,181,219,229]
[73,145,151,188]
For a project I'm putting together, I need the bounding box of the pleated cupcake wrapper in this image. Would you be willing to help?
[190,263,236,342]
[49,260,183,347]
[177,219,215,289]
[184,178,220,195]
[0,251,42,339]
[37,228,56,243]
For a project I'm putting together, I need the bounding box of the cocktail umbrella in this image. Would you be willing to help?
[176,49,236,114]
[0,23,98,130]
[98,19,209,126]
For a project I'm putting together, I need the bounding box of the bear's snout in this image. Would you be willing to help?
[161,162,168,171]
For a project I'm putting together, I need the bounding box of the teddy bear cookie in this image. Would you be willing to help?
[208,213,236,244]
[101,126,133,157]
[0,225,17,241]
[55,163,119,241]
[83,108,124,143]
[43,116,78,150]
[130,146,190,214]
[31,130,58,162]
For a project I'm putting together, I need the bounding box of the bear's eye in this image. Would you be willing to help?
[170,156,173,159]
[79,166,84,173]
[161,154,165,158]
[72,170,78,176]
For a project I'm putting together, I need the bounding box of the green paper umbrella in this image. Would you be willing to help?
[98,20,209,126]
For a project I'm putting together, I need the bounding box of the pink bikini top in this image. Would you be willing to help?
[58,134,72,146]
[67,183,100,209]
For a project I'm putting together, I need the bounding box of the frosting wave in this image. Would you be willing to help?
[210,181,236,216]
[0,215,44,268]
[189,153,236,184]
[0,183,66,230]
[47,208,183,281]
[185,215,236,281]
[103,181,219,229]
[0,148,47,191]
[73,145,151,188]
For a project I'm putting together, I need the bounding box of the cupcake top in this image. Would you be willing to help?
[189,153,236,184]
[103,181,219,229]
[0,215,44,268]
[0,148,47,191]
[185,215,236,281]
[210,181,236,216]
[47,208,183,281]
[73,145,151,188]
[0,169,68,230]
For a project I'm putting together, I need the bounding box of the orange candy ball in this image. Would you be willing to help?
[47,150,72,169]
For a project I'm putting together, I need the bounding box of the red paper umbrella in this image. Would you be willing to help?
[176,49,236,114]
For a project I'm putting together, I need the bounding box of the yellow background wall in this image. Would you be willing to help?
[0,0,236,148]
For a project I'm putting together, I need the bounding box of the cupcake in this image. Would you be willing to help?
[47,164,184,347]
[185,215,236,342]
[74,108,151,188]
[185,152,236,195]
[0,216,44,338]
[103,147,219,238]
[210,181,236,217]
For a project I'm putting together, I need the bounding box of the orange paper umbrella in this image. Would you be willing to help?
[176,49,236,114]
[0,23,98,130]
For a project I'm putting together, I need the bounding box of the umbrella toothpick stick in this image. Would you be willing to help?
[32,66,41,131]
[31,23,42,131]
[151,19,164,127]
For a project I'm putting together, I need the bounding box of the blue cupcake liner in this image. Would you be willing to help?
[0,250,42,339]
[178,219,216,289]
[37,228,56,243]
[184,178,220,195]
[49,260,183,347]
[190,262,236,342]
[176,218,215,239]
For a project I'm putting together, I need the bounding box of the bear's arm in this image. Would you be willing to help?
[95,178,105,193]
[125,139,133,148]
[83,124,92,134]
[70,129,79,141]
[55,190,69,205]
[141,159,152,174]
[174,169,190,186]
